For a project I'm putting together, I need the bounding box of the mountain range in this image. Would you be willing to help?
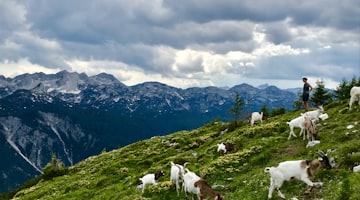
[0,71,297,193]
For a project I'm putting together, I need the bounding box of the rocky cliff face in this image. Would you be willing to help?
[0,71,297,192]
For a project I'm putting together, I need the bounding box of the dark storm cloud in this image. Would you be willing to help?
[0,0,359,88]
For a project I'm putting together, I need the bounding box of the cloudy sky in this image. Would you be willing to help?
[0,0,359,89]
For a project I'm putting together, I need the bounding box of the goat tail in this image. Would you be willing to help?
[264,167,271,173]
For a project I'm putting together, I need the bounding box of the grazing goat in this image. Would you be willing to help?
[183,168,201,200]
[349,86,360,110]
[194,179,223,200]
[303,115,317,141]
[139,170,165,192]
[249,112,265,126]
[286,115,306,140]
[264,151,332,199]
[217,142,236,153]
[170,162,188,195]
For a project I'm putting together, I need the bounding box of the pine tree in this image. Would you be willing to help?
[334,78,351,100]
[42,154,67,180]
[229,93,244,124]
[311,79,333,106]
[335,76,360,100]
[260,104,270,118]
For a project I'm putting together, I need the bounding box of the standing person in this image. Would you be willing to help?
[302,76,312,111]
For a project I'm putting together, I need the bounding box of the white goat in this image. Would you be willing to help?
[286,115,306,140]
[217,143,226,153]
[170,162,188,195]
[250,112,264,126]
[139,170,164,192]
[264,151,332,199]
[183,168,201,199]
[303,105,324,122]
[349,86,360,110]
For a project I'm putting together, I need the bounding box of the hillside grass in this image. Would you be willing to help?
[3,100,360,200]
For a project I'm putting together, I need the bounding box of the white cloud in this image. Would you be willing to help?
[0,58,60,77]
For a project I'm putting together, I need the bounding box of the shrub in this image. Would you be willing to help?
[42,154,68,180]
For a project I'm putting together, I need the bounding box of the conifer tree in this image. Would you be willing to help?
[42,154,67,179]
[335,78,350,100]
[260,104,270,118]
[334,76,360,100]
[229,93,244,124]
[311,79,333,106]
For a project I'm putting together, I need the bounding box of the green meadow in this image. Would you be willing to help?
[3,100,360,200]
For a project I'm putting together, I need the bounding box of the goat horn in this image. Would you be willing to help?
[317,150,326,157]
[183,162,190,168]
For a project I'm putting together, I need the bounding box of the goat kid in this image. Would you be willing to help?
[194,179,223,200]
[303,115,317,141]
[286,115,306,140]
[264,151,332,199]
[139,170,165,192]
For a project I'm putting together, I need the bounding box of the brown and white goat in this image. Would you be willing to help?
[194,179,223,200]
[139,170,165,192]
[249,112,267,126]
[303,115,317,141]
[217,142,237,154]
[264,151,332,199]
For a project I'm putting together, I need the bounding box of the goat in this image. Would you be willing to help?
[183,168,201,200]
[249,112,264,126]
[194,179,223,200]
[170,162,188,195]
[139,170,165,192]
[349,86,360,110]
[264,151,332,199]
[217,142,236,154]
[183,169,201,199]
[303,115,317,141]
[286,115,306,140]
[303,105,325,122]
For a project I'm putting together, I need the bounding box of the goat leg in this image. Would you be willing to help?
[304,186,313,195]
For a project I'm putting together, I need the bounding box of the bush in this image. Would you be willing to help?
[42,155,68,180]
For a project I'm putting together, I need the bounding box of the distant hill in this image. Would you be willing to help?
[2,100,359,200]
[0,71,297,192]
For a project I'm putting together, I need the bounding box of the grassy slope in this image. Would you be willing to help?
[8,100,360,200]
